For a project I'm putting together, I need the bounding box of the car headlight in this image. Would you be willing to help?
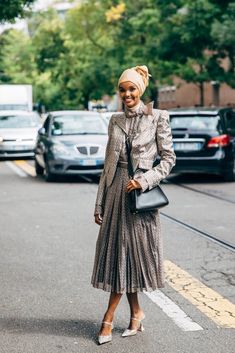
[51,144,70,156]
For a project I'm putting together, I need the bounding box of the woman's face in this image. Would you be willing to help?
[119,81,141,108]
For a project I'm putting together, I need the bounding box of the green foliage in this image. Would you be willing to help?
[153,0,235,103]
[0,29,36,82]
[211,2,235,86]
[0,0,234,109]
[0,0,35,23]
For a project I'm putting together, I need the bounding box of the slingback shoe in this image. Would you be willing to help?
[122,315,145,337]
[98,321,113,345]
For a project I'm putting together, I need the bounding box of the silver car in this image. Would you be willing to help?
[34,111,108,181]
[0,110,42,159]
[100,111,116,126]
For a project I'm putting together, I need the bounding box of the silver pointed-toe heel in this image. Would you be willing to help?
[122,315,145,337]
[98,321,113,345]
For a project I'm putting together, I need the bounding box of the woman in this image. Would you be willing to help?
[91,65,176,345]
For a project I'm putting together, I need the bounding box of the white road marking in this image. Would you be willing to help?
[14,160,36,177]
[5,161,28,178]
[145,290,203,332]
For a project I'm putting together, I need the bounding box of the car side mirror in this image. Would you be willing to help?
[38,127,46,135]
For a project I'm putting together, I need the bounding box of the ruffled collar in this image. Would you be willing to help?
[125,101,154,118]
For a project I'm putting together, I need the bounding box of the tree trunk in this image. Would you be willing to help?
[211,81,220,106]
[228,51,235,73]
[199,82,204,106]
[83,92,90,110]
[149,84,159,108]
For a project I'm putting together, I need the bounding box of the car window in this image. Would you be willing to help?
[224,111,235,135]
[51,115,107,135]
[0,113,41,128]
[170,115,221,131]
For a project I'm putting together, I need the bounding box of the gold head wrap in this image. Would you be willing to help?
[118,65,151,96]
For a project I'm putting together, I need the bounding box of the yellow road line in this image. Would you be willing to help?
[165,260,235,328]
[14,160,36,177]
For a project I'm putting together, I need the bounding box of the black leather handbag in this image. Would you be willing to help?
[125,139,169,214]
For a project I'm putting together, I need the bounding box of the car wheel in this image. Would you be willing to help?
[223,161,235,182]
[45,162,56,182]
[35,159,44,175]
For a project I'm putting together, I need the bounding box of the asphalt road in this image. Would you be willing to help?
[0,160,235,353]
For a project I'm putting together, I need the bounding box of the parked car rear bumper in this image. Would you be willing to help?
[172,154,232,175]
[0,150,35,159]
[0,143,36,159]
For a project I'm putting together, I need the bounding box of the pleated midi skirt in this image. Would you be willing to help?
[91,165,164,293]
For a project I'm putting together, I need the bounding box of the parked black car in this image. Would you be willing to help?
[34,111,108,181]
[169,107,235,181]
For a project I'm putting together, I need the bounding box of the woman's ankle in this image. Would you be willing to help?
[103,311,114,323]
[130,308,144,318]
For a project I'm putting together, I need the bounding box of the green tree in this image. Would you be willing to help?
[0,30,11,82]
[64,1,120,108]
[100,0,184,105]
[29,10,69,109]
[155,0,235,105]
[0,0,35,22]
[0,29,36,83]
[211,2,235,87]
[1,0,234,109]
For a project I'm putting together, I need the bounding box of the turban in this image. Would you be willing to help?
[118,65,151,96]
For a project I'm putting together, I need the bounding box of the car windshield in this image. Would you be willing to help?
[170,115,221,130]
[0,114,40,128]
[51,115,107,135]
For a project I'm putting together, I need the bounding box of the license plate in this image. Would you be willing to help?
[173,142,202,151]
[80,159,97,166]
[95,160,104,165]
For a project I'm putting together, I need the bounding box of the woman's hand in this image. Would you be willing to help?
[95,214,103,225]
[126,179,142,193]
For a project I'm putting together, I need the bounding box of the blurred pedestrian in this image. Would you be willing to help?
[91,65,176,345]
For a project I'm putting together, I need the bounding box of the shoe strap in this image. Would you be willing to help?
[131,317,141,322]
[131,315,145,322]
[102,321,113,327]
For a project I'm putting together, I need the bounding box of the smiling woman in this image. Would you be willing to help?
[91,65,176,345]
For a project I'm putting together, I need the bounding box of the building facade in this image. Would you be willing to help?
[158,77,235,109]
